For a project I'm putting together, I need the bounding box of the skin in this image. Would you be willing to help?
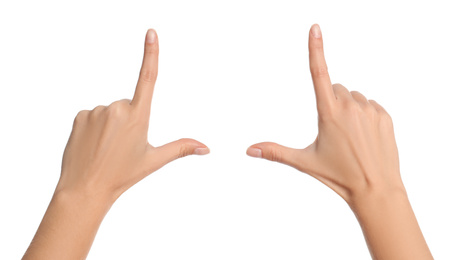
[23,29,210,260]
[23,25,433,260]
[246,24,433,260]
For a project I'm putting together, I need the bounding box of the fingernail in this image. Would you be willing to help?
[247,148,262,158]
[194,147,210,155]
[146,29,156,44]
[311,24,321,39]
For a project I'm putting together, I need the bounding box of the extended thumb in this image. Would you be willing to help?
[246,142,305,169]
[154,138,209,164]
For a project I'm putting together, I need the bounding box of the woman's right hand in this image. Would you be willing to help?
[57,29,210,202]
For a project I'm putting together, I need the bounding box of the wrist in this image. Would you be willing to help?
[346,182,408,212]
[23,183,114,260]
[53,186,116,213]
[55,172,121,209]
[344,181,433,259]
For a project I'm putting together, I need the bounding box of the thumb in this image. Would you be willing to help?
[246,142,312,171]
[152,138,210,165]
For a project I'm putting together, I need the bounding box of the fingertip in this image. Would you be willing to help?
[194,147,210,155]
[146,29,157,45]
[310,24,322,39]
[181,138,209,155]
[246,146,263,158]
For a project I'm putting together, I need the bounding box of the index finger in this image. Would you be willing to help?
[308,24,335,112]
[131,29,159,111]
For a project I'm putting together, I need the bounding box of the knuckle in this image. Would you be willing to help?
[91,105,106,114]
[364,104,377,115]
[350,90,364,98]
[89,105,107,122]
[106,101,129,119]
[332,83,346,91]
[140,69,158,83]
[332,83,348,98]
[76,110,88,118]
[310,65,329,78]
[268,147,283,162]
[346,100,362,115]
[378,112,393,128]
[74,110,88,125]
[178,144,193,158]
[120,98,132,104]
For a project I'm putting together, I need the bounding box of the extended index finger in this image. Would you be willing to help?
[131,29,159,111]
[308,24,335,112]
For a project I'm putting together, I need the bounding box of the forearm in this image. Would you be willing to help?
[23,189,113,260]
[349,186,433,260]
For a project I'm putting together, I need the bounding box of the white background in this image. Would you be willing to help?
[1,0,454,259]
